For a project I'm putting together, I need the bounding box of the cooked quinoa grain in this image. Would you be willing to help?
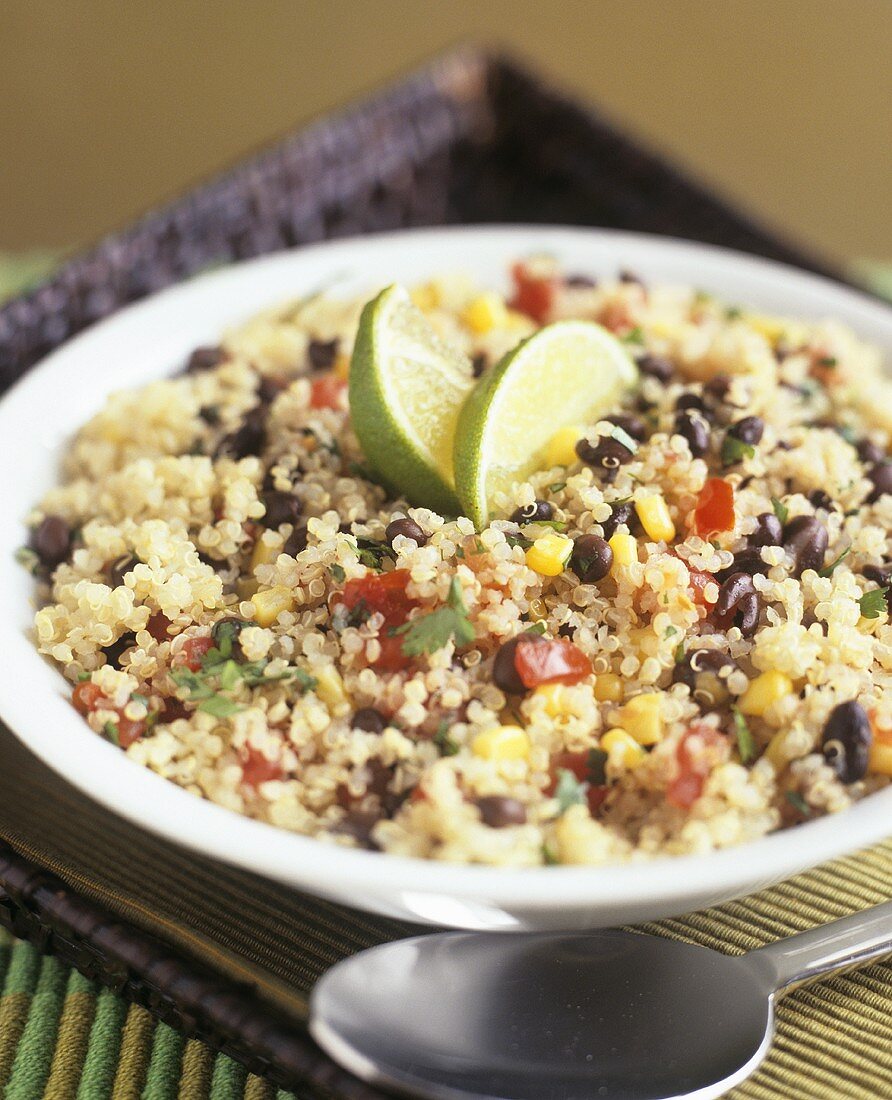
[23,259,892,865]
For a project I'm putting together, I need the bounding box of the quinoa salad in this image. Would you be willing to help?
[20,259,892,866]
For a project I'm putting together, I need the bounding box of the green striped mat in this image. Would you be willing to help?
[0,930,298,1100]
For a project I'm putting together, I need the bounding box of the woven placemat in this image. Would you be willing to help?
[1,724,891,1099]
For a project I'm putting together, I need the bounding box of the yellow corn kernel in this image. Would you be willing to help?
[535,683,567,718]
[471,725,531,761]
[619,692,663,745]
[600,727,646,768]
[738,671,794,718]
[634,495,676,543]
[868,741,892,777]
[525,531,573,577]
[251,585,295,627]
[250,531,281,572]
[314,665,351,714]
[410,282,440,311]
[544,425,584,468]
[764,729,792,772]
[608,532,638,570]
[463,292,508,334]
[333,351,352,381]
[594,673,623,703]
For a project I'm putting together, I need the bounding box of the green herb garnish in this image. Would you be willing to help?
[819,547,851,577]
[817,356,837,368]
[542,842,560,865]
[674,640,686,664]
[394,577,475,657]
[14,546,40,574]
[549,481,567,493]
[353,537,396,571]
[732,706,757,765]
[621,326,644,345]
[859,587,889,619]
[102,720,121,747]
[721,435,756,467]
[554,769,588,814]
[725,306,743,321]
[506,534,533,550]
[526,621,548,636]
[330,563,346,583]
[785,791,812,817]
[771,496,789,526]
[433,719,460,757]
[528,519,569,533]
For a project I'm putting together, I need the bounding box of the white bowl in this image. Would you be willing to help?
[1,226,890,932]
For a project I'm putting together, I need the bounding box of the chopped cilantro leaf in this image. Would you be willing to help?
[330,563,346,583]
[621,326,644,345]
[542,842,559,865]
[817,356,837,368]
[859,587,889,619]
[771,497,789,526]
[395,577,475,656]
[554,769,588,814]
[819,547,851,577]
[664,625,678,639]
[725,306,743,320]
[785,791,812,817]
[525,621,548,636]
[528,519,568,533]
[198,695,243,718]
[732,706,757,765]
[354,537,395,571]
[721,434,756,467]
[549,481,567,493]
[14,546,40,574]
[102,720,121,747]
[506,534,533,550]
[433,719,460,757]
[674,640,686,664]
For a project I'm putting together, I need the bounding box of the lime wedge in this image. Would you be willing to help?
[349,285,474,514]
[453,321,638,528]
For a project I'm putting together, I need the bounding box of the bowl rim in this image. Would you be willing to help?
[1,222,890,915]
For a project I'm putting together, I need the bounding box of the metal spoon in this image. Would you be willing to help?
[309,900,892,1100]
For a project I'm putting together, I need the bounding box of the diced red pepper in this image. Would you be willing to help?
[146,612,172,642]
[116,715,148,749]
[509,262,556,325]
[666,723,726,810]
[693,478,735,538]
[72,681,106,716]
[687,566,717,607]
[373,632,414,673]
[180,635,214,671]
[514,637,591,688]
[599,300,636,336]
[310,375,347,410]
[240,745,283,787]
[340,569,418,627]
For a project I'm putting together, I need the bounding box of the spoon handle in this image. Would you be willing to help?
[752,899,892,995]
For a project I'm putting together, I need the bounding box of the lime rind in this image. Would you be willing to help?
[349,285,473,515]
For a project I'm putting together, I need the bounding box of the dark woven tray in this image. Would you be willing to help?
[0,46,844,1096]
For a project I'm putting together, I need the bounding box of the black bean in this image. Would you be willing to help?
[210,616,248,659]
[333,809,381,850]
[606,414,648,442]
[635,353,673,384]
[184,345,226,374]
[673,650,739,708]
[353,707,387,734]
[510,500,554,525]
[564,273,597,288]
[107,554,138,588]
[30,515,72,570]
[704,375,732,403]
[571,534,613,584]
[198,550,227,572]
[600,501,642,541]
[102,631,137,670]
[749,513,783,548]
[308,337,339,371]
[256,375,288,405]
[856,438,886,465]
[262,490,302,528]
[675,392,709,414]
[866,462,892,504]
[385,517,428,546]
[728,417,764,445]
[821,700,872,783]
[471,352,487,378]
[492,633,544,695]
[807,489,834,512]
[673,409,710,457]
[862,562,892,587]
[475,796,527,828]
[720,547,768,579]
[714,572,761,637]
[214,406,267,460]
[199,404,222,426]
[783,516,828,577]
[575,435,635,474]
[284,523,308,557]
[619,269,645,287]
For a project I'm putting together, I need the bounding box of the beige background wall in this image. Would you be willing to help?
[2,1,890,264]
